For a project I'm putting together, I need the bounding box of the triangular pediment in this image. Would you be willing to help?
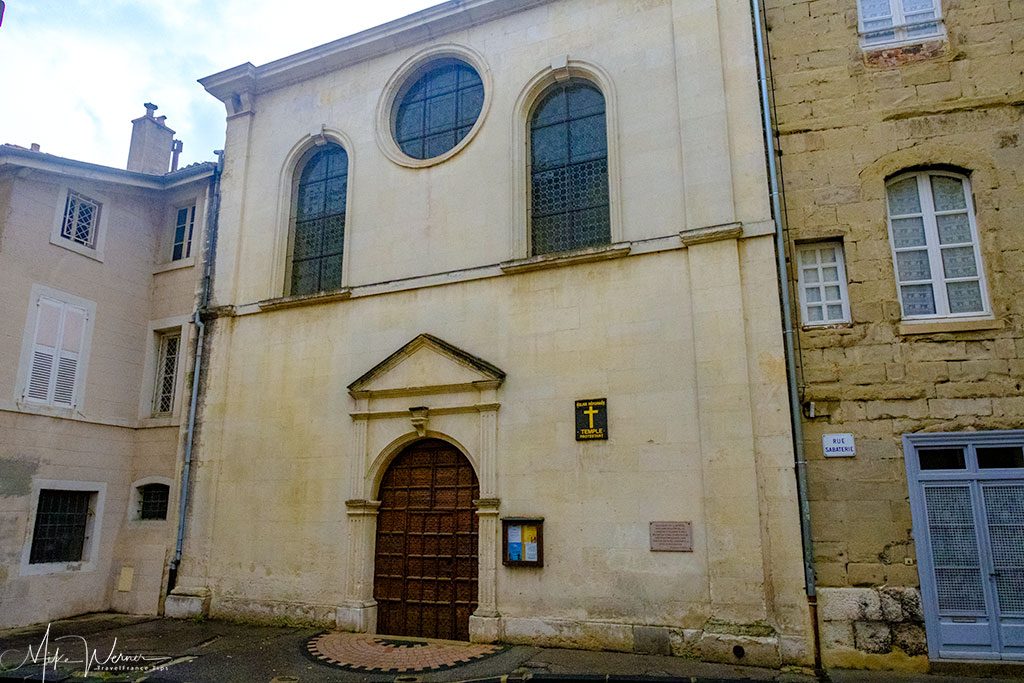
[348,334,505,398]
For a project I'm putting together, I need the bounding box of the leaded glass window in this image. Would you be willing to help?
[886,171,988,319]
[29,489,92,564]
[152,331,180,416]
[290,144,348,296]
[61,190,101,249]
[530,79,610,256]
[393,59,484,160]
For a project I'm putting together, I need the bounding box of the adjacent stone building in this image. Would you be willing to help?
[765,0,1024,669]
[168,0,815,667]
[0,109,215,627]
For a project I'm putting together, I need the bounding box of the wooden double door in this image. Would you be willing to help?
[373,439,479,641]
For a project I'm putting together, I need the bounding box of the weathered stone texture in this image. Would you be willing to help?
[769,0,1022,668]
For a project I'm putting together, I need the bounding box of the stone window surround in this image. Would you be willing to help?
[20,479,107,577]
[884,169,991,323]
[154,194,205,273]
[127,476,174,524]
[138,315,191,425]
[270,129,356,299]
[375,43,493,169]
[49,185,109,262]
[511,56,623,260]
[14,284,97,418]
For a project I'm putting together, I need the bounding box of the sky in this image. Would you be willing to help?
[0,0,443,170]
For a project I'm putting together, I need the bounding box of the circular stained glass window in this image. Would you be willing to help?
[393,58,484,160]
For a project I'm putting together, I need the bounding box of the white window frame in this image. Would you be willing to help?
[49,186,108,262]
[20,479,106,576]
[858,0,945,49]
[139,315,190,423]
[152,330,181,416]
[796,241,852,326]
[127,476,173,523]
[171,204,196,262]
[886,171,990,322]
[15,285,96,414]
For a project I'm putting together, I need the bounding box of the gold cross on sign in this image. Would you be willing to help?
[583,406,599,429]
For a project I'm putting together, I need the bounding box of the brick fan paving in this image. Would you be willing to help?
[306,632,504,674]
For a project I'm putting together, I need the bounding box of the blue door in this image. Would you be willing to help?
[905,431,1024,661]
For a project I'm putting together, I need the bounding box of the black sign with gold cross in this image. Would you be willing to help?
[575,398,608,440]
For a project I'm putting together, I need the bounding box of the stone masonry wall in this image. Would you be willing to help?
[765,0,1024,669]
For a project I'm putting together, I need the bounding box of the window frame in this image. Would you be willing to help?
[885,170,990,322]
[127,476,173,524]
[139,316,190,423]
[796,241,852,326]
[151,330,181,416]
[171,204,196,262]
[21,479,106,576]
[285,142,351,297]
[49,186,109,261]
[15,285,96,414]
[527,77,612,258]
[857,0,945,49]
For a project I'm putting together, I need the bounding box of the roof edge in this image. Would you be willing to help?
[0,145,216,189]
[199,0,555,102]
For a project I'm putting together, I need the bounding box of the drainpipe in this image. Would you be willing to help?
[748,0,822,671]
[168,151,223,592]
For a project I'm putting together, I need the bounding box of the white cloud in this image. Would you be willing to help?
[0,0,441,169]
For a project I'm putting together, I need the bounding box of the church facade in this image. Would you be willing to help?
[171,0,815,667]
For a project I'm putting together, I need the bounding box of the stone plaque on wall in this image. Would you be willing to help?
[649,521,693,552]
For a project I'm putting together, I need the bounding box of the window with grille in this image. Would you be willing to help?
[289,144,348,296]
[393,59,484,161]
[60,190,101,249]
[172,205,196,261]
[29,489,93,564]
[138,483,170,520]
[797,242,851,326]
[152,331,180,415]
[529,79,610,256]
[858,0,944,47]
[886,171,988,320]
[23,294,89,408]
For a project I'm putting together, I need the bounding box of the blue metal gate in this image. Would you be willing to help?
[905,431,1024,661]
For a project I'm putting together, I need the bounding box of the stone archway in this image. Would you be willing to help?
[373,438,480,641]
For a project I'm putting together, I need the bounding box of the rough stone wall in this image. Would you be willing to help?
[765,0,1024,669]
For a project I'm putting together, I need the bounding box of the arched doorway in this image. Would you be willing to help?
[373,438,479,640]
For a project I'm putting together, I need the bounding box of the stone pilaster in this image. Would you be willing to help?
[469,497,501,642]
[336,498,380,633]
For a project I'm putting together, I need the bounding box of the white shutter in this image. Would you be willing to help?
[53,305,87,407]
[25,298,62,402]
[24,297,88,407]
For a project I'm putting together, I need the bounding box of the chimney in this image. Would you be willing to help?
[127,103,176,174]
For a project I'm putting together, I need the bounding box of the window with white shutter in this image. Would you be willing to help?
[858,0,944,47]
[19,287,94,410]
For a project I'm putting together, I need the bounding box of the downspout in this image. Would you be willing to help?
[749,0,822,670]
[168,151,223,592]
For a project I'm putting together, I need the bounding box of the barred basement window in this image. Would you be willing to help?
[172,205,196,261]
[530,79,610,256]
[138,483,169,520]
[29,489,92,564]
[886,171,989,319]
[289,144,348,296]
[61,190,101,249]
[152,331,180,415]
[858,0,944,48]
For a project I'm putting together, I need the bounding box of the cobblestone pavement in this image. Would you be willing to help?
[0,614,1021,682]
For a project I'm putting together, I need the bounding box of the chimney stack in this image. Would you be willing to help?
[127,103,176,174]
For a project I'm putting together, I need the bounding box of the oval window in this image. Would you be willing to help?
[393,58,484,160]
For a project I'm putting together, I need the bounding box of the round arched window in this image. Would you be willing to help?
[393,58,484,160]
